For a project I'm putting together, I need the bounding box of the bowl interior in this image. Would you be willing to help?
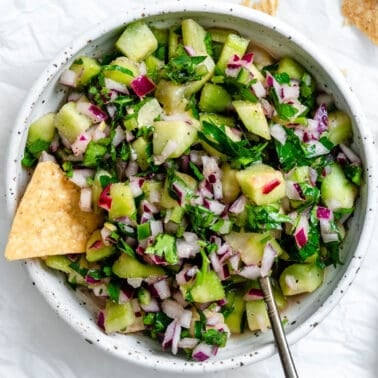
[5,2,376,373]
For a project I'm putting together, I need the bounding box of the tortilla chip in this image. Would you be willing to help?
[5,161,103,260]
[342,0,378,45]
[240,0,279,16]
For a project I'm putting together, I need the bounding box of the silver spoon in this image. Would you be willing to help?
[258,275,299,378]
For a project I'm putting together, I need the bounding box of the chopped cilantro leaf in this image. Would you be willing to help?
[344,164,362,186]
[107,280,120,302]
[203,328,227,347]
[83,141,108,167]
[246,205,292,231]
[274,72,290,84]
[145,233,178,265]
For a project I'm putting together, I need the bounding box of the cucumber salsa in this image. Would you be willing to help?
[22,19,361,361]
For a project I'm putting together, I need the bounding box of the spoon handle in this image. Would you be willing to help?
[259,276,299,378]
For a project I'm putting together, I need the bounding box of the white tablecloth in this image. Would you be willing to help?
[0,1,377,377]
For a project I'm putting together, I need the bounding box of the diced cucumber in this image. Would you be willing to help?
[168,25,180,60]
[236,163,286,205]
[26,113,56,155]
[109,183,136,220]
[246,300,270,332]
[182,19,208,56]
[153,120,199,159]
[151,27,169,45]
[320,163,357,210]
[287,166,312,183]
[132,137,149,171]
[145,55,164,81]
[54,102,92,143]
[327,110,353,145]
[216,33,249,73]
[86,230,115,262]
[104,300,136,334]
[225,231,283,265]
[142,180,163,203]
[224,291,246,333]
[169,206,185,223]
[199,113,236,128]
[160,171,198,209]
[277,57,305,81]
[233,100,270,140]
[279,263,324,296]
[208,27,238,44]
[112,253,165,278]
[271,279,287,311]
[198,83,231,113]
[221,163,241,203]
[123,114,138,131]
[70,56,101,86]
[137,287,152,305]
[155,79,188,114]
[103,57,139,86]
[45,255,72,274]
[137,98,163,127]
[237,64,264,84]
[189,270,225,303]
[115,21,158,62]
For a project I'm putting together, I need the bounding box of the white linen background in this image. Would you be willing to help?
[0,0,377,377]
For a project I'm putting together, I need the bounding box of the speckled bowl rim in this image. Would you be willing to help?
[5,0,378,373]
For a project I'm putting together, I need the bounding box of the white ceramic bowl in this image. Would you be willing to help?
[5,1,378,373]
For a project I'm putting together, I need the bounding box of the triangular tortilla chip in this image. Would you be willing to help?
[5,161,103,260]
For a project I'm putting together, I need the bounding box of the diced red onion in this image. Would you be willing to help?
[104,78,129,94]
[189,150,203,165]
[176,266,198,285]
[127,278,143,288]
[260,243,277,277]
[150,220,163,239]
[85,275,101,284]
[244,288,264,301]
[129,177,143,198]
[93,284,108,297]
[171,321,182,355]
[262,178,281,194]
[140,297,160,313]
[176,239,200,259]
[153,279,171,300]
[118,288,133,304]
[98,184,112,211]
[125,161,139,178]
[97,310,105,330]
[131,75,156,97]
[38,151,57,163]
[285,274,297,290]
[100,226,112,246]
[238,264,261,280]
[316,206,332,220]
[178,338,199,349]
[91,124,108,141]
[260,98,274,118]
[79,187,92,212]
[206,312,224,327]
[172,290,188,308]
[209,252,222,276]
[59,69,77,87]
[112,126,125,147]
[184,45,196,56]
[309,167,318,186]
[270,124,287,145]
[107,105,117,119]
[69,169,94,188]
[192,342,214,362]
[286,181,304,200]
[71,131,91,156]
[203,199,225,215]
[179,309,192,329]
[229,253,241,272]
[162,320,176,349]
[76,102,108,123]
[242,52,254,64]
[294,214,309,248]
[162,299,184,320]
[281,82,300,102]
[339,144,361,165]
[313,103,328,134]
[229,195,246,214]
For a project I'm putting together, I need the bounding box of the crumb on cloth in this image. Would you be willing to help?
[240,0,279,16]
[342,0,378,45]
